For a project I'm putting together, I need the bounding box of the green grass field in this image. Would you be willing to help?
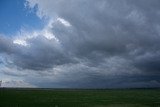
[0,88,160,107]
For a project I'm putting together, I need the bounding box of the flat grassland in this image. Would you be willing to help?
[0,88,160,107]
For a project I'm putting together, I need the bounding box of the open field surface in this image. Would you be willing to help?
[0,88,160,107]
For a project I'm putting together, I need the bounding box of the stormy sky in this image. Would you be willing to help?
[0,0,160,88]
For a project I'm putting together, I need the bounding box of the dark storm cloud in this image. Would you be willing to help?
[0,35,75,70]
[47,0,160,74]
[1,32,74,69]
[134,52,160,73]
[12,35,76,70]
[1,0,160,87]
[27,71,160,88]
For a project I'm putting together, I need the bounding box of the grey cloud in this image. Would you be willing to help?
[47,0,160,74]
[0,34,76,70]
[1,35,75,71]
[27,71,160,88]
[1,0,160,88]
[134,52,160,73]
[2,80,37,87]
[49,0,160,55]
[0,36,13,53]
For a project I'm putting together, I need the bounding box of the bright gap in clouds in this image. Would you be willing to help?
[13,39,29,46]
[57,18,72,27]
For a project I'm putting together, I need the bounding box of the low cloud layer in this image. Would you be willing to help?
[1,0,160,88]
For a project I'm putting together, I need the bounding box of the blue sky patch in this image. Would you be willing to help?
[0,0,43,35]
